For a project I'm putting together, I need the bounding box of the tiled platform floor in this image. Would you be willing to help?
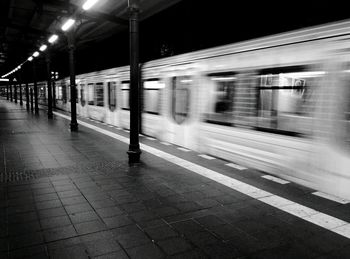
[1,100,350,258]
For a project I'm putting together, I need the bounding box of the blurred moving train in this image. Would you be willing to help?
[12,20,350,199]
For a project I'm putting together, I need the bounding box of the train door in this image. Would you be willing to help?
[142,79,165,137]
[165,75,199,149]
[105,81,117,125]
[309,58,350,199]
[77,82,87,117]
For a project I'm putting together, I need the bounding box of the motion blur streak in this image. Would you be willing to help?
[17,19,350,200]
[54,111,350,240]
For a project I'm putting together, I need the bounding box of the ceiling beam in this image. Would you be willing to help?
[78,10,128,26]
[4,21,50,37]
[41,0,128,26]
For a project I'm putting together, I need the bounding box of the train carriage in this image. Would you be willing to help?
[36,19,350,199]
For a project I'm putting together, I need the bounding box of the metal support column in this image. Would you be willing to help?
[14,80,17,104]
[6,82,9,100]
[33,60,39,114]
[26,82,30,111]
[46,50,53,119]
[30,88,34,112]
[68,31,78,131]
[10,79,13,102]
[19,73,23,106]
[52,79,56,109]
[127,4,142,164]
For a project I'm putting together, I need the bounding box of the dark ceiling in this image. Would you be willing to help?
[0,0,181,77]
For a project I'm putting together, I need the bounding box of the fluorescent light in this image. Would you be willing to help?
[180,79,192,83]
[61,18,75,31]
[144,81,165,89]
[33,51,40,57]
[17,65,21,69]
[280,71,325,78]
[28,56,33,61]
[211,77,236,81]
[82,0,99,10]
[48,34,58,44]
[39,44,47,51]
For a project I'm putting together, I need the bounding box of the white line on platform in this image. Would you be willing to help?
[146,137,155,141]
[160,142,171,146]
[108,125,114,128]
[53,111,350,240]
[198,154,215,160]
[313,191,350,204]
[262,175,290,184]
[177,147,190,152]
[226,163,247,170]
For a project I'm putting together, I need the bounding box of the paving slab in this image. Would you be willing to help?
[1,100,350,258]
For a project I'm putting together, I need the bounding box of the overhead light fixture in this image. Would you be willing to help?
[48,34,58,44]
[39,44,47,51]
[28,56,33,61]
[17,65,21,70]
[33,51,40,57]
[61,18,75,31]
[211,77,236,81]
[82,0,99,10]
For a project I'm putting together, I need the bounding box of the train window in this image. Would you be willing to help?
[143,79,164,115]
[57,85,62,100]
[108,82,117,111]
[95,82,104,106]
[62,84,67,103]
[88,83,94,105]
[257,68,324,135]
[121,82,130,110]
[67,85,71,102]
[39,84,46,98]
[171,76,191,124]
[205,73,236,126]
[75,88,78,103]
[80,84,86,106]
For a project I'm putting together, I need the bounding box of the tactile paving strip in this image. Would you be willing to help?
[0,160,123,183]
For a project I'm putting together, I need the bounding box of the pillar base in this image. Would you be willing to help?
[48,112,53,119]
[70,122,78,132]
[127,149,142,164]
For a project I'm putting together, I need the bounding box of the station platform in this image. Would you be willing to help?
[1,99,350,259]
